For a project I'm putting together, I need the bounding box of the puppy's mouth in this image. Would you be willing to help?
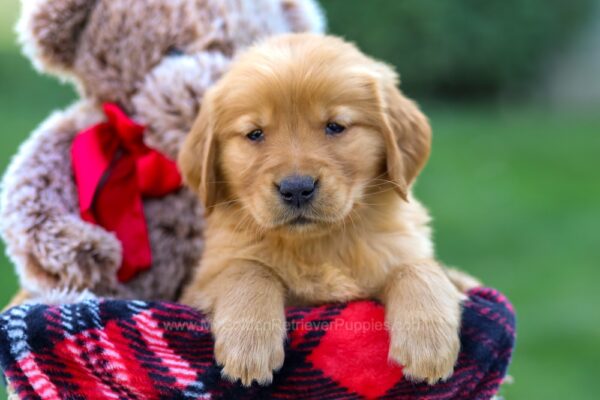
[288,216,314,226]
[273,202,355,230]
[273,214,321,230]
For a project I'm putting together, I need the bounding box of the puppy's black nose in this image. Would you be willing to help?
[278,175,317,208]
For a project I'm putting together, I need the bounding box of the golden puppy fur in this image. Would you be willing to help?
[179,33,480,386]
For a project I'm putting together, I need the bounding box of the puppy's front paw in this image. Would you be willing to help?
[214,321,285,386]
[388,319,460,385]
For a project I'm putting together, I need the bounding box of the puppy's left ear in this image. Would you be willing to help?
[374,64,432,200]
[178,90,218,214]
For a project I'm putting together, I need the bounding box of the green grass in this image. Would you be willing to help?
[417,106,600,399]
[1,2,600,399]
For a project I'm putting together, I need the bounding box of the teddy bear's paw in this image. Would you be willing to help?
[388,317,460,385]
[214,322,285,387]
[37,215,123,289]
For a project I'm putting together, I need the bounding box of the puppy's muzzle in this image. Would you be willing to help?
[276,175,318,209]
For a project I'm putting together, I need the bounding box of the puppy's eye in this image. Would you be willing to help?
[246,129,264,142]
[325,122,346,136]
[166,46,185,57]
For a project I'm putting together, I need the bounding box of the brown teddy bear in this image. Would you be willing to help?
[0,0,325,303]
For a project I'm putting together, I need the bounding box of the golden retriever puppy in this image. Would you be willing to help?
[179,33,478,387]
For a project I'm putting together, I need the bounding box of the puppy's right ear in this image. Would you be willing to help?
[178,91,218,214]
[18,0,97,75]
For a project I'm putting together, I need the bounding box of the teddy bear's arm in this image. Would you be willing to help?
[0,101,123,294]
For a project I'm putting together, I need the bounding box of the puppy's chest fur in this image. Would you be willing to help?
[267,235,394,305]
[260,208,433,306]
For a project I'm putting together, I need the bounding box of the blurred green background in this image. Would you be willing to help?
[1,1,599,399]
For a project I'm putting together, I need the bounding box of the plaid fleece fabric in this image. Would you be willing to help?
[0,288,514,400]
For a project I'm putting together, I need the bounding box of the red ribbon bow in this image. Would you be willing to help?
[72,103,182,282]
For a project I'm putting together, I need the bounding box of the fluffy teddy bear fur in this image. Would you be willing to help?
[0,0,325,302]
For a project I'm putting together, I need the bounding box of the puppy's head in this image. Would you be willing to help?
[179,34,431,234]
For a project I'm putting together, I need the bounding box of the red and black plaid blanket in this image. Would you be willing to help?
[0,287,514,399]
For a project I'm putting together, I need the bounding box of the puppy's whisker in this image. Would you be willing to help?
[369,172,389,182]
[205,180,236,184]
[232,218,251,238]
[231,211,254,237]
[368,179,405,192]
[355,202,388,208]
[366,179,399,187]
[225,206,252,235]
[348,212,357,234]
[361,185,393,194]
[362,181,391,189]
[363,186,397,197]
[363,188,397,198]
[205,197,242,210]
